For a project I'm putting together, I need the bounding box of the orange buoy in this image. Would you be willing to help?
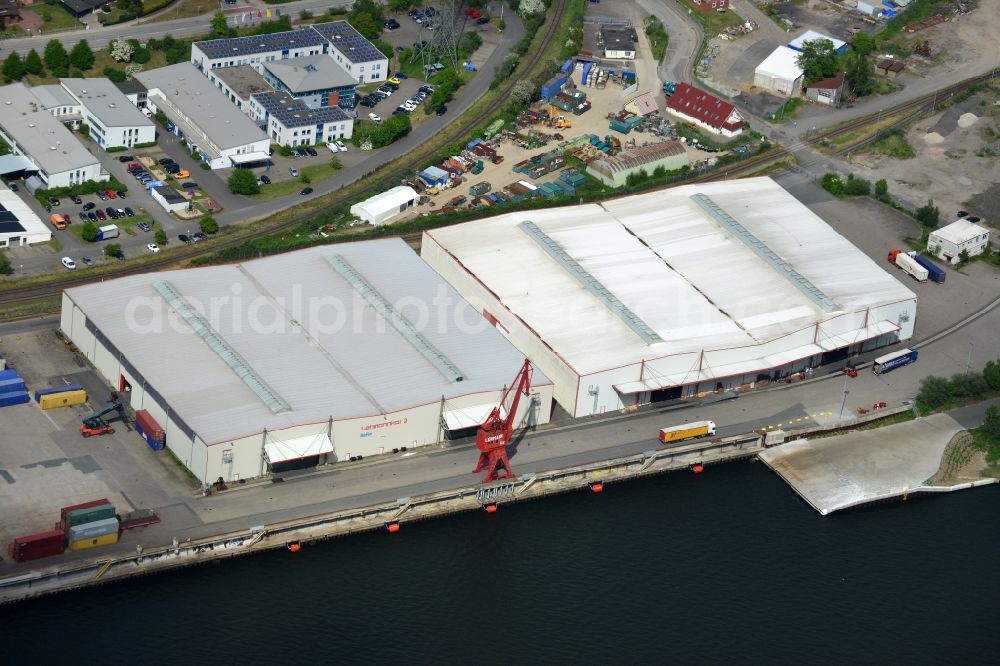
[691,464,705,474]
[590,482,604,493]
[287,542,301,553]
[484,503,498,513]
[386,521,400,534]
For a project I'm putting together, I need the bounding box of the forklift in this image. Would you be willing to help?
[80,392,127,438]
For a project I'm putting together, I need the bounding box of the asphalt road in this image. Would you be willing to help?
[636,0,702,84]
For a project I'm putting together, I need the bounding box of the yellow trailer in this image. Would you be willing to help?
[39,389,88,410]
[658,420,716,443]
[68,531,119,551]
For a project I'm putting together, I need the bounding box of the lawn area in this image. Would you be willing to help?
[676,0,742,36]
[21,5,82,31]
[145,0,220,23]
[248,162,344,201]
[870,129,915,159]
[772,97,805,123]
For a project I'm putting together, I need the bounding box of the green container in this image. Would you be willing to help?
[66,503,117,528]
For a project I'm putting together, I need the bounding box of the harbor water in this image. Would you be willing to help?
[2,461,996,664]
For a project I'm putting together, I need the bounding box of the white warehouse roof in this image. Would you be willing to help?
[929,219,990,244]
[423,177,916,377]
[788,30,846,52]
[755,46,804,81]
[63,239,548,444]
[351,185,418,225]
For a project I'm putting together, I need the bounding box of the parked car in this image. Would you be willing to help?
[387,76,401,85]
[300,187,313,195]
[8,182,18,191]
[61,214,71,225]
[87,212,97,222]
[419,85,435,94]
[259,175,270,185]
[137,221,151,232]
[112,248,125,260]
[305,146,317,157]
[81,256,94,266]
[359,97,377,108]
[394,71,408,80]
[78,211,88,221]
[192,232,207,241]
[335,141,347,152]
[106,190,117,199]
[96,191,107,201]
[116,190,127,198]
[166,165,181,174]
[117,208,126,217]
[175,170,190,179]
[47,196,61,206]
[61,257,76,270]
[146,243,160,253]
[477,16,490,25]
[178,234,192,244]
[182,182,199,189]
[157,157,175,165]
[105,207,118,219]
[436,105,448,116]
[95,209,106,221]
[117,155,134,163]
[70,195,82,204]
[289,166,299,177]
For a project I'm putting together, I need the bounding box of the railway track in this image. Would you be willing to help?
[0,0,568,309]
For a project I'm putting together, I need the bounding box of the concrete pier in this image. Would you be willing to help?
[759,413,998,515]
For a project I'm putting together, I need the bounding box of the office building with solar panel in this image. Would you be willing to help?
[0,183,51,248]
[248,91,353,146]
[59,239,553,484]
[421,178,917,417]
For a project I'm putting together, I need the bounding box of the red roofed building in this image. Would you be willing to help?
[688,0,730,11]
[665,83,744,138]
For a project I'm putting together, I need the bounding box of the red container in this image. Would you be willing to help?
[9,530,66,562]
[135,410,166,443]
[60,498,111,522]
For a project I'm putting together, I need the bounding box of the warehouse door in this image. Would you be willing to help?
[821,347,849,366]
[650,386,682,403]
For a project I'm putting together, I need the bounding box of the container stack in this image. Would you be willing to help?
[35,385,87,410]
[0,369,30,408]
[134,409,166,451]
[60,499,120,551]
[7,530,65,563]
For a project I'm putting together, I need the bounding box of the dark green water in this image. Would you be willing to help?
[3,462,997,664]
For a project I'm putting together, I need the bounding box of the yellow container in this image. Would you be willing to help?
[39,389,88,410]
[68,531,119,551]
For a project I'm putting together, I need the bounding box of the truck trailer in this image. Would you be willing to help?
[912,254,946,283]
[658,420,716,444]
[96,224,120,241]
[893,252,928,282]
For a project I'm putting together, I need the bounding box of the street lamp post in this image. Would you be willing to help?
[966,342,974,374]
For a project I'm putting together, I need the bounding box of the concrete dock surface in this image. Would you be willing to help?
[759,414,995,515]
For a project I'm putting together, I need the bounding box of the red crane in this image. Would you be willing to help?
[474,358,533,483]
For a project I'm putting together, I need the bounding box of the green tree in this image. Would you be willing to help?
[299,9,313,20]
[103,67,127,83]
[154,228,167,245]
[983,359,1000,391]
[949,373,988,398]
[795,38,839,84]
[874,178,888,199]
[461,31,483,54]
[199,215,219,235]
[103,242,122,258]
[349,12,379,39]
[846,53,875,97]
[958,249,971,264]
[43,40,69,78]
[820,173,845,196]
[917,376,952,413]
[70,40,95,72]
[982,406,1000,442]
[329,156,342,170]
[843,173,871,196]
[24,49,45,77]
[211,11,229,37]
[130,39,151,65]
[915,199,940,228]
[497,18,506,31]
[81,221,99,243]
[850,32,877,57]
[387,0,416,9]
[0,251,12,275]
[2,52,25,83]
[227,168,260,195]
[351,0,384,23]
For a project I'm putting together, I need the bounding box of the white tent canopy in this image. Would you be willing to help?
[350,186,418,226]
[264,432,334,464]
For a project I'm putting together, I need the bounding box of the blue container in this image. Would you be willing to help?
[466,138,482,151]
[561,58,574,74]
[134,421,165,451]
[0,369,19,381]
[913,255,946,283]
[0,378,25,391]
[34,385,83,402]
[67,517,119,541]
[0,390,29,408]
[540,74,568,101]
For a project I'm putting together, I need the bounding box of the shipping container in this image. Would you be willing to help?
[873,348,917,375]
[60,498,111,522]
[134,409,165,442]
[0,390,30,408]
[67,517,120,542]
[8,529,66,562]
[894,253,929,282]
[0,377,25,392]
[34,384,83,402]
[68,531,119,551]
[65,503,117,528]
[658,420,716,443]
[39,389,87,410]
[912,254,946,283]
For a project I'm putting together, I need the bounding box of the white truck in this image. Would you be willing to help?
[96,224,120,241]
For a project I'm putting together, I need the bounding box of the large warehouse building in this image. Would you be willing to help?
[60,240,553,484]
[422,177,917,418]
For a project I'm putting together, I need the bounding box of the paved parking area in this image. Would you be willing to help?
[0,328,199,552]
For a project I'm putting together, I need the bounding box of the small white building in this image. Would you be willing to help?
[136,64,270,169]
[249,91,353,146]
[600,27,636,60]
[0,183,52,248]
[928,219,991,264]
[151,186,188,213]
[350,186,418,226]
[60,78,157,150]
[754,46,805,96]
[0,83,106,188]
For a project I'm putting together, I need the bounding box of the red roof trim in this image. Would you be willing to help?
[665,83,741,130]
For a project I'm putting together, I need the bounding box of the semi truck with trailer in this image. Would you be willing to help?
[872,348,918,375]
[892,251,928,282]
[659,420,716,443]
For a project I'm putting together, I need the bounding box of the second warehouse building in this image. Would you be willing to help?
[422,177,917,417]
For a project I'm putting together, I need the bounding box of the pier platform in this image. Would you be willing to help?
[759,413,995,515]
